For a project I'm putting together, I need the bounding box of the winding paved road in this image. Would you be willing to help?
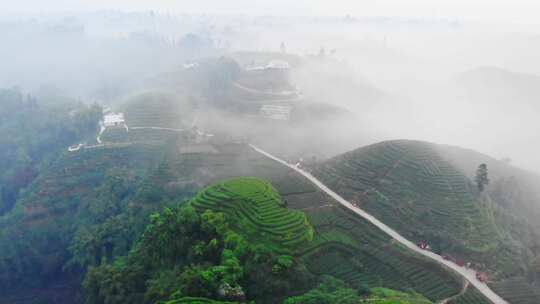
[249,144,508,304]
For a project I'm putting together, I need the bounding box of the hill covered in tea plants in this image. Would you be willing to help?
[84,177,468,304]
[314,139,540,304]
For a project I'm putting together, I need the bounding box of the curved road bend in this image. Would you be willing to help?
[249,144,508,304]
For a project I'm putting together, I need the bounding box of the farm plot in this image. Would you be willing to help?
[490,277,540,304]
[101,126,183,144]
[190,177,314,252]
[314,140,499,254]
[302,205,464,302]
[449,286,492,304]
[122,91,193,129]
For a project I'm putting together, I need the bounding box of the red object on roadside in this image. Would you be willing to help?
[476,272,489,283]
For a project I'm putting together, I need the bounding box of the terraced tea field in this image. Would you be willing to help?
[302,206,464,302]
[190,177,314,252]
[449,287,492,304]
[314,140,500,254]
[122,91,193,129]
[490,277,540,304]
[101,127,182,144]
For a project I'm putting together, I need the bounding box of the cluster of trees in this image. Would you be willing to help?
[284,276,367,304]
[83,205,313,304]
[0,143,176,299]
[475,163,490,192]
[82,197,431,304]
[0,87,102,215]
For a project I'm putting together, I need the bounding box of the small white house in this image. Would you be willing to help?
[103,112,125,127]
[260,105,292,121]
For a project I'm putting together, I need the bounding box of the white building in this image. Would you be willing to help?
[260,105,292,121]
[103,112,126,127]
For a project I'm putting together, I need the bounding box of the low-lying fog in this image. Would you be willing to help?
[2,9,540,171]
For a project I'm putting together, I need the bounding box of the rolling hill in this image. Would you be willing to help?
[314,139,540,304]
[190,177,314,253]
[83,176,476,304]
[314,140,500,254]
[121,90,195,129]
[0,133,500,303]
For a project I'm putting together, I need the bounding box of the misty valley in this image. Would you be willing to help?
[2,7,540,304]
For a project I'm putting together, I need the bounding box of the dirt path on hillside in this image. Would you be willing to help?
[249,144,506,304]
[439,280,470,304]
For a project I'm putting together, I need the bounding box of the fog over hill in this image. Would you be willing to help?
[3,3,540,303]
[5,11,540,169]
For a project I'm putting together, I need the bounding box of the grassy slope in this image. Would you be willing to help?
[301,205,462,301]
[244,151,467,302]
[121,90,194,129]
[190,177,313,253]
[438,144,540,304]
[158,176,457,303]
[0,140,490,303]
[314,140,500,255]
[448,287,493,304]
[370,287,432,304]
[314,139,540,304]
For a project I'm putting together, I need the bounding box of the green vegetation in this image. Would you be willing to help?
[0,143,179,299]
[122,90,194,129]
[313,139,540,303]
[315,140,500,255]
[0,91,502,304]
[284,276,432,304]
[302,206,462,301]
[448,287,491,304]
[190,177,314,253]
[83,177,453,304]
[368,287,432,304]
[283,275,366,304]
[101,127,180,144]
[83,178,315,304]
[163,297,238,304]
[0,88,101,215]
[490,277,540,304]
[475,163,490,192]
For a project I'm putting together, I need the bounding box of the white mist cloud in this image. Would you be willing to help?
[3,0,540,23]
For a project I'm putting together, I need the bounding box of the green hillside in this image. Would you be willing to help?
[121,90,194,129]
[0,124,496,304]
[448,286,491,304]
[84,177,464,304]
[101,126,180,143]
[0,88,101,216]
[302,206,462,301]
[313,139,540,304]
[0,144,170,295]
[314,140,500,255]
[190,177,314,253]
[82,177,317,304]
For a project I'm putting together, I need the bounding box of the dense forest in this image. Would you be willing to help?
[0,88,101,215]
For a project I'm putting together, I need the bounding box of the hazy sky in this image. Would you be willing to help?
[2,0,540,23]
